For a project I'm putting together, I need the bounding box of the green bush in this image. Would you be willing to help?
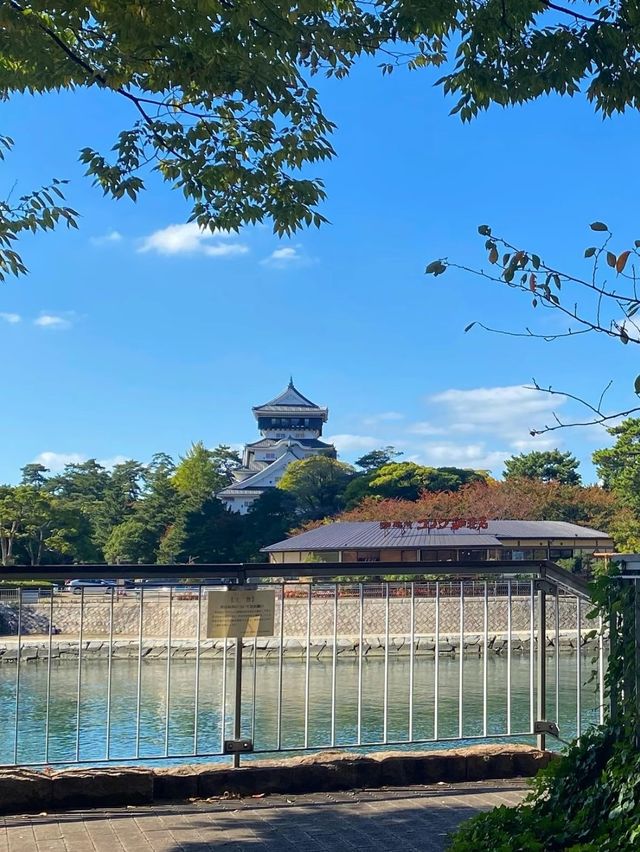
[450,725,640,850]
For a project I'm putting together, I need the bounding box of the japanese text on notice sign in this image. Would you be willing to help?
[206,589,276,639]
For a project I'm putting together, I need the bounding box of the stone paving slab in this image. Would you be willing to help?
[0,779,527,851]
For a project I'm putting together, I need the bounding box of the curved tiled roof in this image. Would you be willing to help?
[246,437,334,450]
[253,380,322,411]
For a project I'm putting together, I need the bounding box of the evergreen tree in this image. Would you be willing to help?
[179,498,243,564]
[504,450,581,485]
[593,419,640,514]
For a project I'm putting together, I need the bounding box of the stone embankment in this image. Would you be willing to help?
[0,744,553,814]
[0,592,595,638]
[0,629,600,663]
[0,592,599,663]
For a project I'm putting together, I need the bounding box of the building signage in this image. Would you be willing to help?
[379,517,489,532]
[206,589,276,639]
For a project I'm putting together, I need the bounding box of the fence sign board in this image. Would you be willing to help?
[206,589,275,639]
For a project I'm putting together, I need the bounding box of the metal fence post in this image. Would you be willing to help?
[610,584,619,725]
[537,576,547,751]
[233,636,243,769]
[232,572,245,770]
[634,579,640,746]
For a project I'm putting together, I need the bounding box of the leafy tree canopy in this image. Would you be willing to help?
[104,517,157,565]
[173,441,241,505]
[45,459,111,504]
[354,446,403,472]
[179,496,243,564]
[278,455,354,519]
[503,449,581,485]
[237,488,298,562]
[593,418,640,514]
[0,485,85,566]
[361,462,486,502]
[338,478,620,536]
[20,463,49,489]
[0,135,78,280]
[4,2,638,275]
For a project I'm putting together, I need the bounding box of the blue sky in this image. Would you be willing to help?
[1,57,639,484]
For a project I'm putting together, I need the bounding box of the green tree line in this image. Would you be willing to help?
[2,426,639,566]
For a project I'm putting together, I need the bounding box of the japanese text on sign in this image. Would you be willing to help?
[206,589,276,639]
[378,517,489,532]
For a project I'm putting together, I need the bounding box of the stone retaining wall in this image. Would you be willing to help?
[0,593,595,640]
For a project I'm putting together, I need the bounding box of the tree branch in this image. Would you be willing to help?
[539,0,620,28]
[526,381,640,434]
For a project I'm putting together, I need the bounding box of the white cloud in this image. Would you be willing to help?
[322,385,575,479]
[510,436,558,452]
[429,385,563,442]
[385,384,569,475]
[99,455,129,469]
[416,442,508,472]
[33,452,129,473]
[328,385,570,478]
[90,230,123,246]
[326,434,382,453]
[0,312,21,324]
[362,412,405,427]
[34,314,73,330]
[33,452,86,472]
[138,223,248,257]
[407,421,447,436]
[261,245,315,268]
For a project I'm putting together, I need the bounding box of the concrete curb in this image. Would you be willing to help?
[0,745,553,815]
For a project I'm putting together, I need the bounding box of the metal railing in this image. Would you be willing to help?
[0,560,604,768]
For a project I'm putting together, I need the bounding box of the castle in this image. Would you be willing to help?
[218,380,336,513]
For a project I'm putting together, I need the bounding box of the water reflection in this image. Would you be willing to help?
[0,654,601,766]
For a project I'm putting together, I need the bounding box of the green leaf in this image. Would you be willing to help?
[634,375,640,395]
[478,225,491,236]
[584,247,597,258]
[464,322,476,332]
[590,222,609,231]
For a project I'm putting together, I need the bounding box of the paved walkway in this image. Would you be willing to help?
[0,780,526,852]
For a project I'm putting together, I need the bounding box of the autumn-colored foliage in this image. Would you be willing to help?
[335,478,620,532]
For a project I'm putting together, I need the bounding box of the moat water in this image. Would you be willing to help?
[0,653,601,766]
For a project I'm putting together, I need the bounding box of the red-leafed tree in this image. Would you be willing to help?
[336,479,620,533]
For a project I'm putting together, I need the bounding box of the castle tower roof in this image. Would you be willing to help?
[252,379,328,420]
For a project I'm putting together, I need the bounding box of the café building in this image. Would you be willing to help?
[262,519,613,564]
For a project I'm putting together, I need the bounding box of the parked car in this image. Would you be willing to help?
[66,579,116,595]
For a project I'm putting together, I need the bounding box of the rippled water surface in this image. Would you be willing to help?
[0,653,601,766]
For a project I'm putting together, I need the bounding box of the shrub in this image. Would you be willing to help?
[450,725,640,850]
